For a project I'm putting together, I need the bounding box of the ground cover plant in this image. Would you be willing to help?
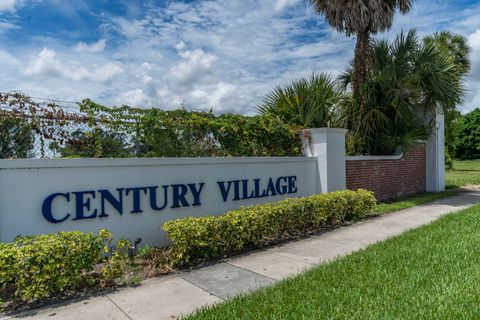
[186,203,480,320]
[446,159,480,189]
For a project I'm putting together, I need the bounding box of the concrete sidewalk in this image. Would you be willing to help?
[3,191,480,320]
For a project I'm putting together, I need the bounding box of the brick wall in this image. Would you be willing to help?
[346,144,426,201]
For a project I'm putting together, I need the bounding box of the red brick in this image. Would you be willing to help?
[346,144,426,201]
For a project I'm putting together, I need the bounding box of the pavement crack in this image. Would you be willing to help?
[105,295,134,320]
[225,262,278,282]
[176,274,225,301]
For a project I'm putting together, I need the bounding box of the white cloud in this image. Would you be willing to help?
[74,39,107,53]
[118,88,151,107]
[0,48,18,65]
[0,0,41,12]
[274,0,299,12]
[464,29,480,111]
[468,30,480,80]
[169,48,218,88]
[97,0,344,112]
[209,82,236,106]
[24,47,123,82]
[0,0,19,12]
[0,20,19,31]
[175,42,186,51]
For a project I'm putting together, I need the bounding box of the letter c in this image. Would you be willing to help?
[42,193,71,223]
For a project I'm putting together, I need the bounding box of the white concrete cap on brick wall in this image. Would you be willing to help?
[300,128,348,193]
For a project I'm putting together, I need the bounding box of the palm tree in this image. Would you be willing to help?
[339,29,464,155]
[424,31,470,76]
[424,31,470,168]
[257,73,343,128]
[309,0,414,109]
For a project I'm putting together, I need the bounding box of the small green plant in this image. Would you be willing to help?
[163,189,376,266]
[100,253,127,284]
[100,238,132,285]
[136,244,154,260]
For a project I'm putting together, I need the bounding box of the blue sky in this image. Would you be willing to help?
[0,0,479,114]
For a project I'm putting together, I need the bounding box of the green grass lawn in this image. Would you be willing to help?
[372,190,458,215]
[186,204,480,320]
[446,159,480,189]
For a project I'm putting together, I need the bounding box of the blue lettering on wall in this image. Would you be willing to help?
[125,187,148,214]
[276,176,288,195]
[99,188,124,217]
[72,190,98,220]
[217,180,233,202]
[41,176,297,223]
[188,183,205,206]
[216,176,297,202]
[42,192,71,223]
[148,186,169,211]
[171,184,190,208]
[241,179,254,199]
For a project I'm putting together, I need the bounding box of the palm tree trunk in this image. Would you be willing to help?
[353,30,370,112]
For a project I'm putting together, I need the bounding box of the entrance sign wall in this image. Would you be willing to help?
[0,128,347,245]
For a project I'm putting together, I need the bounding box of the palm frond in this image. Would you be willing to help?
[257,72,344,128]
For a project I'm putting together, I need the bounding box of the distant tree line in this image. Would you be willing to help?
[455,108,480,160]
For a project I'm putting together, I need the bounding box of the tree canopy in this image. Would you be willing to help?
[455,108,480,160]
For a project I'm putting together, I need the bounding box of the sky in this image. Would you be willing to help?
[0,0,479,114]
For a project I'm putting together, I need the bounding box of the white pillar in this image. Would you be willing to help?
[426,110,445,192]
[300,128,347,193]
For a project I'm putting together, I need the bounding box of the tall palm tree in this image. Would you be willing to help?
[309,0,414,109]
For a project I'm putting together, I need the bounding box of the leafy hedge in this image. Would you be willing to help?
[0,230,133,305]
[0,232,103,302]
[163,189,376,266]
[78,100,303,157]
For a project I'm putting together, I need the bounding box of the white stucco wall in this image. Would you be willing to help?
[0,157,318,245]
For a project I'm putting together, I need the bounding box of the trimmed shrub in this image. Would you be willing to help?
[162,189,376,266]
[0,231,104,302]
